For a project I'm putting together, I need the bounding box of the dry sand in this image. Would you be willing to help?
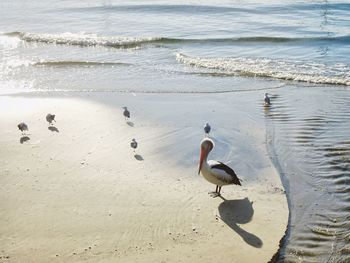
[0,92,288,262]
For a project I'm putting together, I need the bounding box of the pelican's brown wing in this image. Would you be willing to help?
[211,162,241,186]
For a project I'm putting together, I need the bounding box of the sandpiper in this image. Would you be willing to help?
[130,138,138,152]
[18,122,28,135]
[264,93,271,106]
[123,107,130,120]
[46,113,56,125]
[204,122,211,137]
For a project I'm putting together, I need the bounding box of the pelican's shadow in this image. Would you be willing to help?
[127,121,134,127]
[134,154,144,161]
[218,197,263,248]
[48,126,59,132]
[20,136,30,144]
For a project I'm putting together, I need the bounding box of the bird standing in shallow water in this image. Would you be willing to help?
[204,122,211,137]
[46,113,56,125]
[17,122,28,135]
[123,107,130,120]
[264,93,271,106]
[198,138,241,197]
[130,138,138,152]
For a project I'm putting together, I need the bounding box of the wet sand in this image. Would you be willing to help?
[0,92,288,262]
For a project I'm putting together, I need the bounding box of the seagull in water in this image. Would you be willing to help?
[123,107,130,120]
[130,138,138,152]
[264,93,271,106]
[46,113,56,125]
[204,122,211,137]
[18,122,28,135]
[198,138,241,197]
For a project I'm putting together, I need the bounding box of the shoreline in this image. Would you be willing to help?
[0,91,288,262]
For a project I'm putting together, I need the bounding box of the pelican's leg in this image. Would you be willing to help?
[209,186,220,198]
[218,186,222,195]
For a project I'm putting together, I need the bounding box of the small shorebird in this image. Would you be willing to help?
[123,107,130,120]
[264,93,271,106]
[198,138,241,197]
[18,122,28,135]
[46,113,56,125]
[130,138,138,152]
[204,122,211,137]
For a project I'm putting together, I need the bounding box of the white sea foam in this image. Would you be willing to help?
[176,53,350,86]
[0,34,22,50]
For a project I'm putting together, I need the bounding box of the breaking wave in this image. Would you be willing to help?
[176,53,350,86]
[5,32,162,49]
[4,31,350,49]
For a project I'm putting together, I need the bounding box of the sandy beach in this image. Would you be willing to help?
[0,92,288,262]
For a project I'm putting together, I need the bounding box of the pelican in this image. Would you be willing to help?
[198,138,241,197]
[130,138,138,152]
[204,122,211,137]
[18,122,28,135]
[123,107,130,120]
[264,93,271,106]
[46,113,56,125]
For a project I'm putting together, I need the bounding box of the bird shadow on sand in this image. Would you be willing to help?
[218,197,263,248]
[134,154,144,161]
[20,136,30,144]
[48,126,59,132]
[127,121,134,127]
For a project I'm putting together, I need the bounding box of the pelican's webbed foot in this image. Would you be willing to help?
[208,185,222,198]
[208,192,220,198]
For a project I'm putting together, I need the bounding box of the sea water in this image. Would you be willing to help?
[0,1,349,262]
[0,0,349,94]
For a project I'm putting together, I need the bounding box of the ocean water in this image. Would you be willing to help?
[1,0,349,94]
[1,0,350,262]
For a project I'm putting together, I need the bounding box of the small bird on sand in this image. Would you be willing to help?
[204,122,211,137]
[46,113,56,125]
[264,93,271,106]
[123,107,130,120]
[18,122,28,135]
[198,138,241,197]
[130,138,138,152]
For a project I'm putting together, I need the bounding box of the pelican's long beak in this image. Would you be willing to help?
[198,148,205,175]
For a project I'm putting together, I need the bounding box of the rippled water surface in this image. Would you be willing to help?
[1,1,349,262]
[264,86,350,262]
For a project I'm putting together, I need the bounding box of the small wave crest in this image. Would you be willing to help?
[6,31,162,49]
[1,59,130,70]
[5,32,350,48]
[33,60,131,67]
[176,53,350,86]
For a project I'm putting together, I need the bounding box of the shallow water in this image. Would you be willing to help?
[1,0,350,261]
[265,85,350,262]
